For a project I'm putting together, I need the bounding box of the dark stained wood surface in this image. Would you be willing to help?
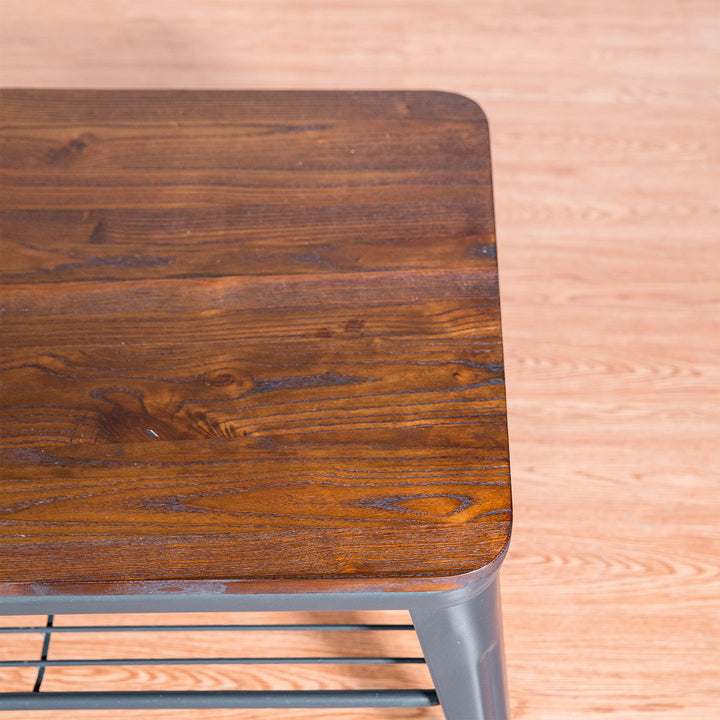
[0,90,510,595]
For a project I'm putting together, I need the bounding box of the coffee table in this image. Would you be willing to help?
[0,90,511,718]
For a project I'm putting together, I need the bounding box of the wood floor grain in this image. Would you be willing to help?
[1,0,718,718]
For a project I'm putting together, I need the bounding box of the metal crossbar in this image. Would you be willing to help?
[0,689,440,710]
[0,615,439,711]
[0,623,415,633]
[3,657,427,667]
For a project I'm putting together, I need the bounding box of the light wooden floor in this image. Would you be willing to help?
[1,1,718,718]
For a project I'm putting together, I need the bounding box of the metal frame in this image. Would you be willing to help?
[413,576,508,719]
[0,572,508,718]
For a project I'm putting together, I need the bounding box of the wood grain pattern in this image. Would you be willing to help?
[0,0,718,718]
[0,90,511,593]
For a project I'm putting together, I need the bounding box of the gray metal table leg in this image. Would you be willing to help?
[411,576,509,720]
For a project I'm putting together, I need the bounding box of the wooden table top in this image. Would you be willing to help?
[0,90,511,596]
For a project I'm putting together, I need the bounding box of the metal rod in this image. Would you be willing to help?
[0,623,415,634]
[31,615,53,693]
[1,656,426,667]
[0,689,440,710]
